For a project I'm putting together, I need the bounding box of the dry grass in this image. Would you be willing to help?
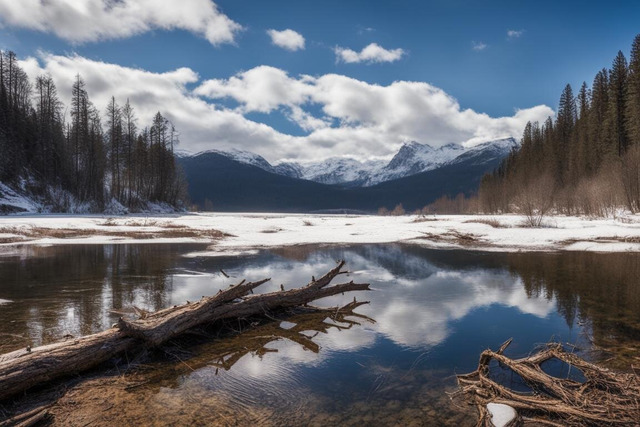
[412,215,439,223]
[464,218,508,228]
[563,235,640,246]
[419,230,483,246]
[0,224,228,243]
[260,228,283,234]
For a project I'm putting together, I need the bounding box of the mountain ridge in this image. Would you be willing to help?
[178,137,516,212]
[182,137,517,187]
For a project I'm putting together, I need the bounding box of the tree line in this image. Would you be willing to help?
[0,50,186,212]
[479,34,640,218]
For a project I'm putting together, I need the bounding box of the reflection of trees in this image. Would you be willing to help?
[0,244,192,352]
[505,252,640,363]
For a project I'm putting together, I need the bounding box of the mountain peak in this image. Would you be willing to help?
[188,137,517,188]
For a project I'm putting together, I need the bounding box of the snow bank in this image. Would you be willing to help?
[0,212,640,253]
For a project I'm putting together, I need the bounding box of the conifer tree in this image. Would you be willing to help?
[588,69,609,170]
[606,51,629,156]
[626,34,640,146]
[555,84,576,185]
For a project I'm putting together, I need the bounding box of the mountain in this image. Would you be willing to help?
[276,157,386,186]
[178,137,516,213]
[185,137,517,187]
[364,141,465,185]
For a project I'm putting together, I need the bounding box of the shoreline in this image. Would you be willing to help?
[1,212,640,254]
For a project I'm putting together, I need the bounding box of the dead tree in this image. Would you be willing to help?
[0,261,369,401]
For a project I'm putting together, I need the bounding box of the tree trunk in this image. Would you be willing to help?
[0,261,369,401]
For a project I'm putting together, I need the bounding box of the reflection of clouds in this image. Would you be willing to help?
[373,269,555,348]
[172,245,558,391]
[153,244,563,402]
[183,246,556,352]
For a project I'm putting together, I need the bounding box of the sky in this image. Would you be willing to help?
[0,0,638,163]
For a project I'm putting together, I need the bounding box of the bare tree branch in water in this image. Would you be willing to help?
[0,261,369,402]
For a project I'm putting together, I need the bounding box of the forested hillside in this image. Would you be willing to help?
[0,51,186,213]
[479,34,640,216]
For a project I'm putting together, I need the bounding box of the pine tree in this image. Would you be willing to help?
[106,96,123,201]
[626,34,640,146]
[606,51,629,156]
[555,84,576,185]
[121,99,137,206]
[571,82,591,179]
[70,74,88,195]
[588,69,609,170]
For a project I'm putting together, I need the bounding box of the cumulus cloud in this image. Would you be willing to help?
[19,52,292,158]
[472,41,488,51]
[507,29,524,39]
[266,29,305,51]
[0,0,242,45]
[335,43,405,64]
[196,65,553,157]
[19,53,553,162]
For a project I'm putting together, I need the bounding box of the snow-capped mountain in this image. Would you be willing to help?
[189,148,276,172]
[275,157,386,185]
[184,137,517,187]
[364,141,465,185]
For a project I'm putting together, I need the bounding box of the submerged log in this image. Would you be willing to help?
[455,339,640,426]
[0,260,369,401]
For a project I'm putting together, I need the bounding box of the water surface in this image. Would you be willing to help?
[1,244,639,425]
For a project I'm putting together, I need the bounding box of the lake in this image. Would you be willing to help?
[1,243,639,425]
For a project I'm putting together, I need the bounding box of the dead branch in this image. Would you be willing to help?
[455,339,640,426]
[0,261,369,402]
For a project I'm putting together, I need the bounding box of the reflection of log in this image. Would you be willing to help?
[0,261,369,401]
[204,300,375,372]
[455,339,640,426]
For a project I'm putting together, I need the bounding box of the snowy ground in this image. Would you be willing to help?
[1,212,640,254]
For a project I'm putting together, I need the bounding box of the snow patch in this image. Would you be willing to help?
[487,403,517,427]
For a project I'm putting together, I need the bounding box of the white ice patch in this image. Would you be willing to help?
[182,249,259,258]
[279,321,296,330]
[0,299,13,305]
[487,402,517,427]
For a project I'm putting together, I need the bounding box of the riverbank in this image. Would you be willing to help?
[1,212,640,253]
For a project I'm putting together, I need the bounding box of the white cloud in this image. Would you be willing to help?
[507,29,524,39]
[472,41,488,51]
[335,43,405,64]
[266,29,305,51]
[0,0,242,45]
[19,53,553,163]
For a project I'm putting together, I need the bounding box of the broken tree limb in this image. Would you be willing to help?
[117,260,360,346]
[455,339,640,426]
[0,261,369,402]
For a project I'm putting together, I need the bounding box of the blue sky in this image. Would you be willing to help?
[0,0,638,161]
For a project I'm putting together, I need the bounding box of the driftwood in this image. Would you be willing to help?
[455,339,640,426]
[0,260,369,402]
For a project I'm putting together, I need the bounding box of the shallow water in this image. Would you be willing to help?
[1,244,639,425]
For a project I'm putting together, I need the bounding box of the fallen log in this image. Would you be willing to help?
[0,260,369,401]
[455,339,640,426]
